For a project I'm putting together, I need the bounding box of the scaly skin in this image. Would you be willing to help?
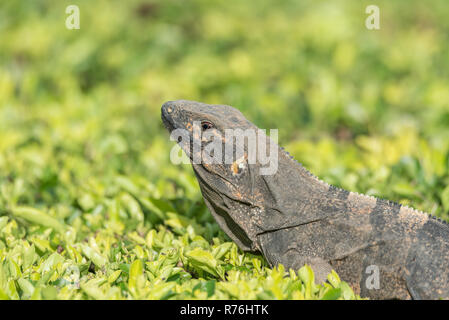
[161,99,449,300]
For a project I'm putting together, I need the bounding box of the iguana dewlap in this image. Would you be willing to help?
[161,99,449,300]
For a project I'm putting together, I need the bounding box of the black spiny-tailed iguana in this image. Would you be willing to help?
[161,99,449,300]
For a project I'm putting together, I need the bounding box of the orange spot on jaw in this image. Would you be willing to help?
[186,123,192,130]
[231,162,239,174]
[231,154,248,175]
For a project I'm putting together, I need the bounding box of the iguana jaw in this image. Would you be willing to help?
[190,159,262,252]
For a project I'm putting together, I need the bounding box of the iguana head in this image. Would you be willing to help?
[161,100,270,251]
[162,100,332,253]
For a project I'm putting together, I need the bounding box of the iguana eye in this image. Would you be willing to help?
[201,121,213,131]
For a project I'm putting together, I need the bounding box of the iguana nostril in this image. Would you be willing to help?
[162,102,174,115]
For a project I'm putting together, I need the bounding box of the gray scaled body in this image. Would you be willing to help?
[161,99,449,300]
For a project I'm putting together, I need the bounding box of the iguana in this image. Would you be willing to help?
[161,99,449,300]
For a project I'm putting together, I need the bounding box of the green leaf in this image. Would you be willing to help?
[120,193,144,223]
[298,264,315,299]
[128,259,144,296]
[18,278,35,297]
[31,237,53,253]
[327,269,341,288]
[108,270,122,284]
[298,264,315,286]
[140,197,175,220]
[185,248,219,277]
[340,281,356,300]
[8,259,22,278]
[11,206,66,233]
[212,242,233,260]
[6,280,19,300]
[147,282,176,300]
[321,288,342,300]
[78,193,96,211]
[0,287,9,300]
[81,279,106,300]
[37,270,56,286]
[39,252,64,273]
[30,288,42,300]
[205,280,215,297]
[80,244,107,267]
[22,244,37,269]
[41,286,57,300]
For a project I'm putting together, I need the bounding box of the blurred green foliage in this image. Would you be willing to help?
[0,0,449,299]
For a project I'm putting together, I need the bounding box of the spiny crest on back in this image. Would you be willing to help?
[279,143,448,225]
